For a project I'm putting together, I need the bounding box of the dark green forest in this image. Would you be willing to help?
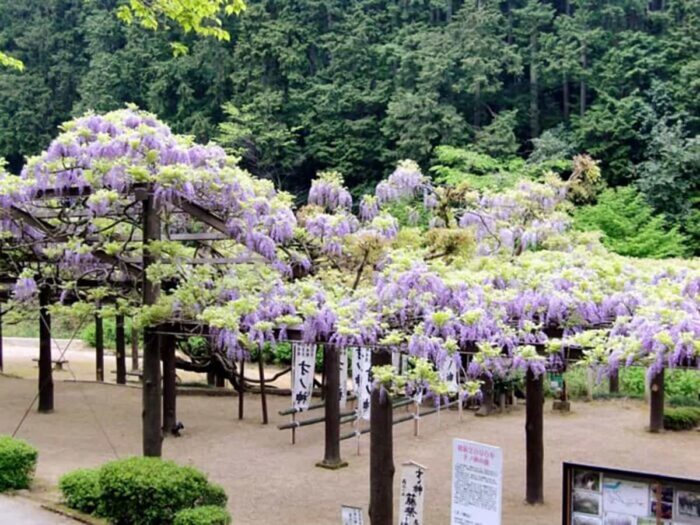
[0,0,698,251]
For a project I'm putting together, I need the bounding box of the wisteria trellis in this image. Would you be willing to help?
[1,108,698,399]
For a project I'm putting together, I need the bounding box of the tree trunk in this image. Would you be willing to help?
[525,369,544,504]
[95,314,104,382]
[115,315,126,385]
[317,345,347,469]
[649,368,665,433]
[162,334,177,435]
[38,287,53,413]
[369,351,394,525]
[529,32,540,139]
[476,373,495,416]
[563,72,570,119]
[142,191,162,457]
[579,43,587,117]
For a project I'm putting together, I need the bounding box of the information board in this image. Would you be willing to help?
[563,462,700,525]
[451,438,503,525]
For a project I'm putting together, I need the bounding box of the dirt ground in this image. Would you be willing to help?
[1,370,699,525]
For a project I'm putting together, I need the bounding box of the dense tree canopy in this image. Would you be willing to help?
[0,0,698,249]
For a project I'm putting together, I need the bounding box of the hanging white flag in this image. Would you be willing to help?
[292,342,317,411]
[339,347,348,409]
[440,355,459,393]
[399,461,427,525]
[341,505,364,525]
[352,347,372,421]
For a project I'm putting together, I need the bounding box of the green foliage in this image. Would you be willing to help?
[474,110,520,159]
[116,0,246,44]
[667,395,700,408]
[663,407,700,431]
[573,186,687,258]
[0,51,23,71]
[174,506,232,525]
[0,436,38,492]
[59,468,102,515]
[430,146,522,191]
[80,317,133,350]
[97,457,227,525]
[0,0,698,231]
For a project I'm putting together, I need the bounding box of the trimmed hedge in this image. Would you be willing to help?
[0,435,38,491]
[174,506,232,525]
[59,457,228,525]
[58,468,101,514]
[663,407,700,431]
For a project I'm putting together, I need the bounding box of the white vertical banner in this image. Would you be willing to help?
[451,439,503,525]
[352,347,372,421]
[341,505,364,525]
[339,347,348,409]
[292,342,317,412]
[440,355,459,393]
[399,461,427,525]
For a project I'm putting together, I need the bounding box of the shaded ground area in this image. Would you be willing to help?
[1,374,698,525]
[0,494,75,524]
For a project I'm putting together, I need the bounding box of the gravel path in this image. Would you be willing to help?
[1,374,698,525]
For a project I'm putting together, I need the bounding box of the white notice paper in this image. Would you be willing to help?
[399,461,427,525]
[352,347,372,421]
[292,342,317,411]
[341,505,364,525]
[602,478,649,517]
[451,439,503,525]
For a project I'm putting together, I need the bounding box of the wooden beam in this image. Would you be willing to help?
[38,287,53,413]
[115,315,126,385]
[162,334,177,436]
[525,369,544,504]
[95,314,104,382]
[317,345,347,470]
[142,191,163,457]
[649,368,665,433]
[369,350,394,525]
[174,197,229,235]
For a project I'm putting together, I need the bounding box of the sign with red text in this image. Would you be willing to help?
[451,439,503,525]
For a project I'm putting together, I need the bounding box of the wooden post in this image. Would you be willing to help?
[649,368,665,433]
[525,369,544,504]
[38,286,53,413]
[207,370,216,386]
[258,352,268,425]
[317,345,347,469]
[238,359,245,420]
[115,315,126,385]
[476,373,495,416]
[162,334,177,435]
[369,350,394,525]
[131,326,139,371]
[95,314,104,382]
[142,190,162,457]
[609,369,619,394]
[216,371,225,388]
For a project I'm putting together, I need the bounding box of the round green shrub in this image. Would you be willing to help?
[0,435,38,491]
[59,468,101,514]
[198,482,228,508]
[663,407,700,431]
[174,506,232,525]
[98,457,225,525]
